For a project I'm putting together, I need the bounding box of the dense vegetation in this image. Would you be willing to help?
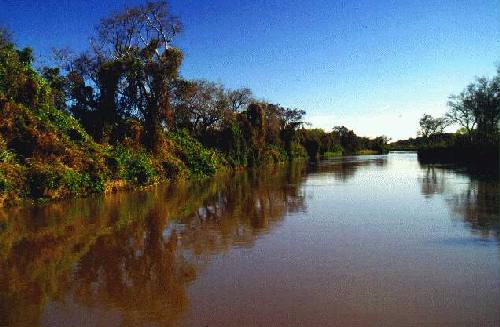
[299,127,389,160]
[390,71,499,170]
[0,1,390,207]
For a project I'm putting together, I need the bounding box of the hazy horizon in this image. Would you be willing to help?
[1,0,498,140]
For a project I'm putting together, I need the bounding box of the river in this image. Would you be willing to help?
[0,152,498,327]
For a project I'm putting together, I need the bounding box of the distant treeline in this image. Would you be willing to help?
[390,71,499,170]
[299,127,389,160]
[0,1,388,206]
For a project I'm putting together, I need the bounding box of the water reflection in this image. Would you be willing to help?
[312,155,387,182]
[0,163,306,327]
[419,165,499,239]
[0,156,497,327]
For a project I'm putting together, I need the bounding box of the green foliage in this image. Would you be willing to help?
[62,169,105,195]
[355,149,378,155]
[323,148,343,159]
[262,144,288,164]
[223,122,249,166]
[106,146,158,185]
[0,150,15,163]
[0,136,16,164]
[288,142,308,159]
[418,114,447,138]
[169,130,222,177]
[0,161,24,201]
[26,163,105,199]
[0,175,10,194]
[298,127,389,160]
[160,154,188,180]
[0,43,51,108]
[33,104,90,143]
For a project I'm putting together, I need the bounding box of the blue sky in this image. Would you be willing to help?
[1,0,498,139]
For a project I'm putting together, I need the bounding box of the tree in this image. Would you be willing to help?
[446,93,477,135]
[332,126,359,154]
[0,41,42,109]
[227,88,253,112]
[62,1,183,149]
[276,106,305,153]
[171,79,229,135]
[245,103,267,164]
[0,27,13,48]
[418,114,447,138]
[462,75,498,137]
[369,136,390,153]
[41,67,67,111]
[446,73,499,137]
[98,0,183,149]
[299,128,325,160]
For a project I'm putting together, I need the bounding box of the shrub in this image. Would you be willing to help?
[61,169,105,195]
[288,142,308,159]
[107,146,158,185]
[26,162,105,200]
[262,145,288,164]
[0,149,15,163]
[169,130,223,177]
[26,162,64,199]
[0,176,9,194]
[0,162,24,197]
[160,154,188,180]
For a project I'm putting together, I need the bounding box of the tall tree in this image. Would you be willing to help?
[98,0,183,149]
[171,80,229,135]
[446,93,477,135]
[463,75,498,137]
[418,114,447,138]
[0,27,13,48]
[332,126,359,154]
[227,88,253,112]
[447,72,499,136]
[64,1,183,148]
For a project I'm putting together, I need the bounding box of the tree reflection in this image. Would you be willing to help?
[0,162,306,327]
[419,166,447,197]
[313,156,387,182]
[447,178,498,238]
[419,165,498,238]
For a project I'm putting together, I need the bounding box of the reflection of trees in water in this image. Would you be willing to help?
[74,214,194,327]
[180,165,305,255]
[419,165,498,238]
[0,162,306,327]
[313,157,387,182]
[419,166,447,197]
[447,178,498,238]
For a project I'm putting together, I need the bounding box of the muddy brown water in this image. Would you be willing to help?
[0,152,498,327]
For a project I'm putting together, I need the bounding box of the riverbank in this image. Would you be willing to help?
[0,103,298,207]
[0,40,302,207]
[0,28,391,208]
[417,144,499,176]
[390,133,499,175]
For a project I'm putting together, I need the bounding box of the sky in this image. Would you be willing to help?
[0,0,498,140]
